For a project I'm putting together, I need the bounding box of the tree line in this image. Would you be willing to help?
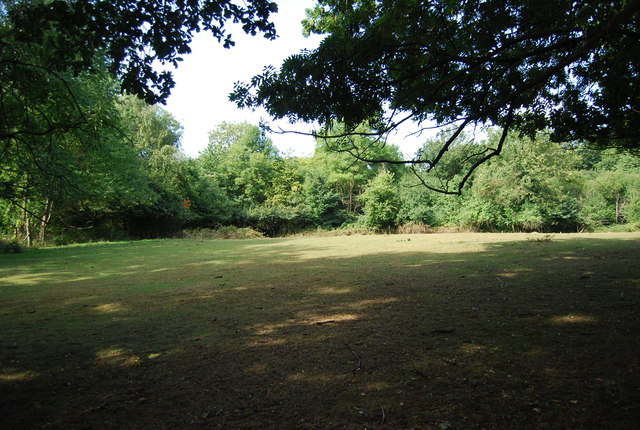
[2,95,638,244]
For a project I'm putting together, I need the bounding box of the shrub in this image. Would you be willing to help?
[360,170,400,230]
[0,239,24,253]
[180,226,264,240]
[396,223,433,234]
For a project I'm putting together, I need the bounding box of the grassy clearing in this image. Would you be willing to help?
[1,233,639,429]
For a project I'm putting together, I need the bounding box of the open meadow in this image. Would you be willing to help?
[1,232,639,429]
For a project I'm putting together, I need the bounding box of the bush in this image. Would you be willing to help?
[360,170,401,230]
[0,239,24,253]
[396,222,433,234]
[592,223,640,233]
[180,226,265,240]
[241,205,311,237]
[50,225,131,245]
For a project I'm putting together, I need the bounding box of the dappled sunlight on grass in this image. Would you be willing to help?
[342,297,400,312]
[549,313,598,324]
[0,369,40,382]
[0,272,77,286]
[316,286,353,295]
[460,343,487,355]
[246,336,291,347]
[96,347,142,367]
[301,312,360,326]
[249,321,297,336]
[184,260,229,268]
[361,381,393,392]
[194,293,218,300]
[62,296,97,306]
[497,268,535,279]
[92,302,129,314]
[248,312,361,336]
[403,258,468,268]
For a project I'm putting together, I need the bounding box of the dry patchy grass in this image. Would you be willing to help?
[1,233,639,429]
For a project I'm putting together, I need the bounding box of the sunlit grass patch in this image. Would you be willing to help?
[92,302,129,314]
[0,369,40,382]
[549,313,598,324]
[95,347,142,367]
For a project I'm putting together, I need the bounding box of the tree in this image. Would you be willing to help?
[306,131,405,213]
[580,152,640,227]
[115,96,201,238]
[464,132,584,231]
[231,0,640,193]
[0,56,154,243]
[199,122,280,207]
[300,172,345,228]
[1,0,278,200]
[359,169,400,230]
[4,0,278,104]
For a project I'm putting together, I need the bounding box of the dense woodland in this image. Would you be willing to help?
[2,0,639,245]
[2,91,639,244]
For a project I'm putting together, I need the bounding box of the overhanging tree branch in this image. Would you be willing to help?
[232,0,640,192]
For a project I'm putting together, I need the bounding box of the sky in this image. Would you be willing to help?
[164,0,429,159]
[164,0,324,158]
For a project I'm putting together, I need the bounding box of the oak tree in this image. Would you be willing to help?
[231,0,640,193]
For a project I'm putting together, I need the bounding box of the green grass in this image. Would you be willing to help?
[1,233,639,429]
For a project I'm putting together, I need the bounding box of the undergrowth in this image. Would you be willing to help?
[180,226,265,240]
[0,238,24,253]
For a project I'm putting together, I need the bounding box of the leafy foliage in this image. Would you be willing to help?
[200,122,280,207]
[4,0,278,103]
[359,169,400,230]
[2,112,640,241]
[232,0,640,192]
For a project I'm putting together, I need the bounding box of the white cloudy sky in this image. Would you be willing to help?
[164,0,427,159]
[164,0,323,158]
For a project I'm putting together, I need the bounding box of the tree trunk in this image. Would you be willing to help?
[39,199,54,243]
[349,181,355,213]
[22,196,32,247]
[615,193,622,223]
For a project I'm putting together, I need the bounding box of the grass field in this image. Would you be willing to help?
[1,232,639,429]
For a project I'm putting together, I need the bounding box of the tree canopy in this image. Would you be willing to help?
[3,0,278,103]
[1,0,278,209]
[231,0,640,193]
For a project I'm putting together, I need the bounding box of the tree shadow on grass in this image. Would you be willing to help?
[1,235,639,429]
